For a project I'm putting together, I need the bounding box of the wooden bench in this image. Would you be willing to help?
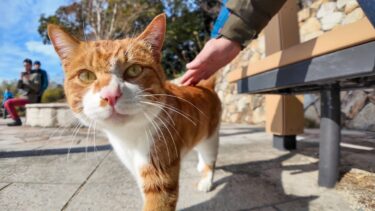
[227,0,375,188]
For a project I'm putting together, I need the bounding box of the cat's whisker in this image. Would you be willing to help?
[152,111,179,158]
[48,116,80,139]
[93,121,98,156]
[143,112,171,164]
[67,121,84,161]
[38,117,80,151]
[85,120,93,160]
[145,128,161,169]
[141,98,196,120]
[158,105,176,126]
[141,100,176,126]
[67,122,81,160]
[139,93,207,118]
[156,111,185,146]
[146,101,197,127]
[140,101,197,126]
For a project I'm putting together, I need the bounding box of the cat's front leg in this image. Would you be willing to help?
[139,161,180,211]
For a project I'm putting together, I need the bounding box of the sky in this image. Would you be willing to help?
[0,0,71,83]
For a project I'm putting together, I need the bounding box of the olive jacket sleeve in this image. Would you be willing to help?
[220,0,287,48]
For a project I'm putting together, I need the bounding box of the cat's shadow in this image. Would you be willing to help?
[180,152,319,211]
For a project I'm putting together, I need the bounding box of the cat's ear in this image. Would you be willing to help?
[47,24,80,62]
[136,13,166,61]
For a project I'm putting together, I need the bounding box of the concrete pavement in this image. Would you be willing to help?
[0,118,374,210]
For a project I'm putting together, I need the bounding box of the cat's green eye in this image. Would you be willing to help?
[124,64,143,78]
[78,70,97,83]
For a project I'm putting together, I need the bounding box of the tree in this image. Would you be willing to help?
[41,85,65,103]
[39,0,164,43]
[38,0,221,78]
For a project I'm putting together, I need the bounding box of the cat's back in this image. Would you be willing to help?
[164,80,221,144]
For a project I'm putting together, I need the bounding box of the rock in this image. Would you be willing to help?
[300,17,321,35]
[341,8,364,25]
[344,0,359,14]
[304,94,319,109]
[348,103,375,131]
[229,113,242,123]
[368,93,375,105]
[252,107,265,124]
[249,52,261,63]
[251,95,264,110]
[311,0,323,10]
[298,8,311,22]
[238,97,251,112]
[304,105,320,128]
[317,2,337,19]
[321,12,344,30]
[224,94,233,105]
[227,104,237,113]
[301,30,324,42]
[337,0,349,9]
[256,35,265,54]
[341,90,368,119]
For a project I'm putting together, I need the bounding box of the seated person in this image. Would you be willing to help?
[4,58,41,126]
[2,88,14,119]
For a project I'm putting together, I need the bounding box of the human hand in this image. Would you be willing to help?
[181,37,241,86]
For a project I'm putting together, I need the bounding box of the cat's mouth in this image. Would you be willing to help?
[109,111,129,119]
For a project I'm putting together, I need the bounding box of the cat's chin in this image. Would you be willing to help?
[105,111,131,124]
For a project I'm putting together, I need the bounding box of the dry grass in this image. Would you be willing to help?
[337,169,375,211]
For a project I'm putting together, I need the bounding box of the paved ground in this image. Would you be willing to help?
[0,118,374,211]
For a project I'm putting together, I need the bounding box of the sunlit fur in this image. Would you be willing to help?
[48,14,221,211]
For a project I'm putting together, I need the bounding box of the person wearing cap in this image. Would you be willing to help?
[33,61,49,102]
[181,0,287,86]
[4,59,42,126]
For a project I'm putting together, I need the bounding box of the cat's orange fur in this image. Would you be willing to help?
[48,14,221,211]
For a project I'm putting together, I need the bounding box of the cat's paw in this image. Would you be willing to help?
[197,178,213,192]
[196,160,205,172]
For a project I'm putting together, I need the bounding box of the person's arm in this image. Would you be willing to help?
[181,0,287,86]
[22,73,41,93]
[221,0,287,48]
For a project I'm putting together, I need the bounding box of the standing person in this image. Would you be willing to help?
[33,61,49,102]
[181,0,287,86]
[4,59,41,126]
[2,88,14,119]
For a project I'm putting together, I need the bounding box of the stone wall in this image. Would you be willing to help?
[215,0,372,130]
[26,103,77,128]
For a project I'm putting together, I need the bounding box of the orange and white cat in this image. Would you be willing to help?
[48,14,221,210]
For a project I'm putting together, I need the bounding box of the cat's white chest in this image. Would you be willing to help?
[104,128,151,177]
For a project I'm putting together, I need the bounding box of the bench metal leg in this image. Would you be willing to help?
[273,135,297,151]
[318,84,341,188]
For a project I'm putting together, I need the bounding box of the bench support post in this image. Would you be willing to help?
[318,84,341,188]
[273,135,297,150]
[264,0,304,151]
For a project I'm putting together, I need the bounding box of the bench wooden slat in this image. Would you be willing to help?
[228,18,375,83]
[237,41,375,94]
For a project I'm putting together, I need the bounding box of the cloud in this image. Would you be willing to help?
[26,41,58,59]
[0,0,69,82]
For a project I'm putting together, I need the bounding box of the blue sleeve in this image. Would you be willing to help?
[210,0,230,39]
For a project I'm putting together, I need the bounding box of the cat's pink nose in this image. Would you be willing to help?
[101,87,122,107]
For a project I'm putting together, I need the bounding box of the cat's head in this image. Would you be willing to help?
[48,14,167,127]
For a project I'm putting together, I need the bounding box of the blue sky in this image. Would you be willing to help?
[0,0,71,83]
